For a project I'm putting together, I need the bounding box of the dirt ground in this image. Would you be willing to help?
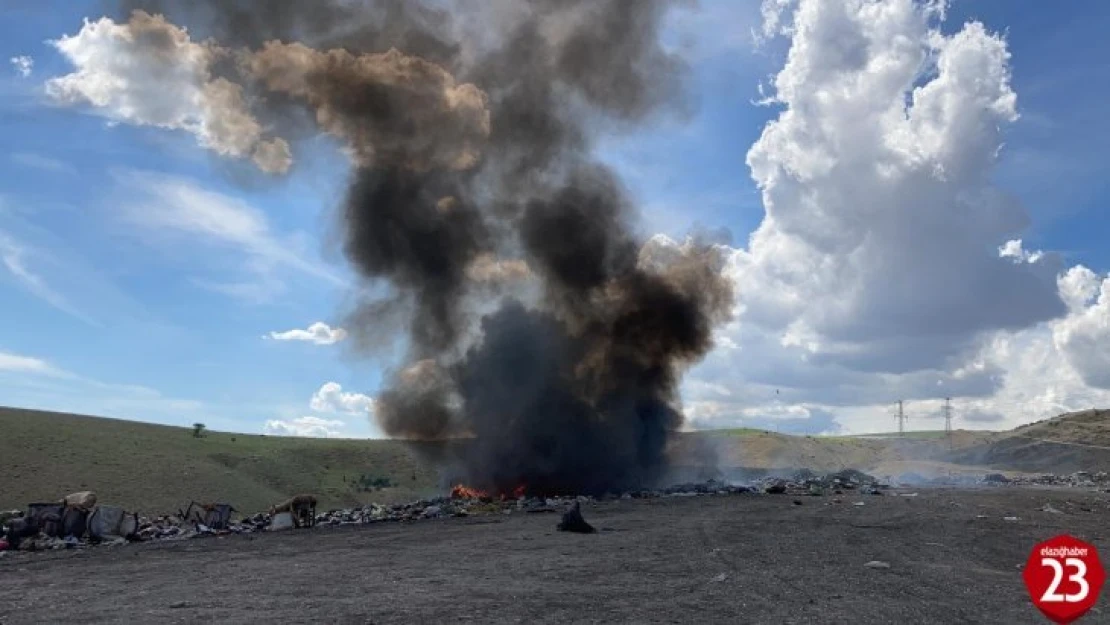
[2,487,1109,624]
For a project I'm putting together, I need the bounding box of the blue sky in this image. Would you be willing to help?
[2,0,1109,437]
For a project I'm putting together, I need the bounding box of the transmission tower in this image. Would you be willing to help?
[896,400,907,437]
[942,397,953,449]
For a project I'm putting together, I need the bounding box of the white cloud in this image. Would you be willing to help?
[998,238,1044,264]
[114,170,344,302]
[310,382,375,415]
[261,382,375,439]
[679,0,1109,434]
[46,13,290,174]
[264,416,345,438]
[266,322,347,345]
[0,230,97,325]
[10,55,33,78]
[1052,267,1110,389]
[0,350,62,376]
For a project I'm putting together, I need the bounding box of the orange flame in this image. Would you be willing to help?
[449,483,528,499]
[451,484,487,499]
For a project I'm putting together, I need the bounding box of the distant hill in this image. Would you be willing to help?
[945,409,1110,474]
[0,407,444,515]
[1,406,1106,515]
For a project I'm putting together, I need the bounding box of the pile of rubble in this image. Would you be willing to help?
[981,471,1110,489]
[0,480,768,554]
[757,469,889,497]
[0,471,890,555]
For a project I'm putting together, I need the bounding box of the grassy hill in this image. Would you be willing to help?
[2,406,1107,515]
[945,409,1110,474]
[0,407,444,515]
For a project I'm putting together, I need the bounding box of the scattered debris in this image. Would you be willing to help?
[180,501,235,531]
[3,466,1104,558]
[759,470,888,496]
[892,470,1109,489]
[864,560,891,569]
[986,471,1109,489]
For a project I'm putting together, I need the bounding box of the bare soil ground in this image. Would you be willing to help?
[3,487,1108,624]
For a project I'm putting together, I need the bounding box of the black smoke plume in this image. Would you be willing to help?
[117,0,733,496]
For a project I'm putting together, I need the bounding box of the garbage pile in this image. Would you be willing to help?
[980,471,1110,489]
[757,469,889,496]
[0,480,766,554]
[0,491,141,553]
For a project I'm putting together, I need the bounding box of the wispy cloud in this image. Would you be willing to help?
[266,321,347,345]
[0,230,98,325]
[114,170,344,302]
[0,350,64,376]
[0,348,204,419]
[11,152,76,174]
[9,55,32,78]
[263,416,345,438]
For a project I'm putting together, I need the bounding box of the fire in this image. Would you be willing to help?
[450,484,487,499]
[449,483,527,500]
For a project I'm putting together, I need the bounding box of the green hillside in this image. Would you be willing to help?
[0,407,444,515]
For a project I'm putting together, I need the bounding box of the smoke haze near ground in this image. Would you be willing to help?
[108,0,732,495]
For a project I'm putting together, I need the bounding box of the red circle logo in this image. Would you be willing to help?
[1023,535,1106,624]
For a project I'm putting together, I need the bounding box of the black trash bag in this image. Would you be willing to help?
[3,515,40,550]
[62,506,88,539]
[556,501,596,534]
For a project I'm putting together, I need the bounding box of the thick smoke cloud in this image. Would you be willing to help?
[108,0,731,495]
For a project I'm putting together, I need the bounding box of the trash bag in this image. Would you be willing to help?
[88,505,126,540]
[62,506,88,539]
[556,501,596,534]
[27,503,65,538]
[269,512,295,531]
[119,512,140,541]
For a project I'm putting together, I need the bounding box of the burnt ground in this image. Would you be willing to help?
[2,487,1109,624]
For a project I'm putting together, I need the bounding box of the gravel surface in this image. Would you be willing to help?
[2,487,1108,624]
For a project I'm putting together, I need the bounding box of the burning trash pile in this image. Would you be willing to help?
[0,478,764,555]
[312,478,758,527]
[56,1,733,504]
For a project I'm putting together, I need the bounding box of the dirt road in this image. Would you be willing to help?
[2,488,1108,624]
